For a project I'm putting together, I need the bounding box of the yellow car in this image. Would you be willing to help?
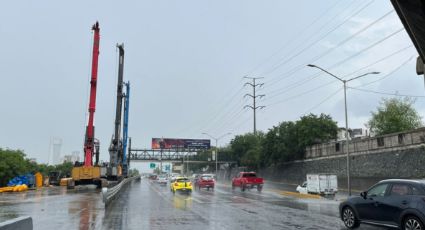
[170,177,192,194]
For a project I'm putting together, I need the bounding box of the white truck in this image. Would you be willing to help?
[296,174,338,195]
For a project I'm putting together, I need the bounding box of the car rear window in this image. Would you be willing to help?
[243,173,256,178]
[201,176,212,180]
[176,178,189,182]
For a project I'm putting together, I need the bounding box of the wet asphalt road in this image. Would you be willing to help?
[0,179,388,230]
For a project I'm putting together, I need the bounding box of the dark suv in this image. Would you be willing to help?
[340,179,425,229]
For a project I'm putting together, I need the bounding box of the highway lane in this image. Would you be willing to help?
[0,179,387,229]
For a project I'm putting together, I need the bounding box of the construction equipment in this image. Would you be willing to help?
[68,22,105,189]
[107,44,125,180]
[122,81,130,177]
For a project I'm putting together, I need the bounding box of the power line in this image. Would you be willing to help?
[231,113,252,135]
[265,26,405,99]
[245,0,347,76]
[348,87,425,98]
[196,88,248,135]
[354,55,415,87]
[175,81,245,137]
[265,45,414,103]
[265,8,396,88]
[262,0,375,80]
[201,1,360,137]
[206,97,249,136]
[303,87,343,114]
[325,27,405,71]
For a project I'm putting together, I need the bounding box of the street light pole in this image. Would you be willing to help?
[343,80,350,196]
[215,139,218,177]
[307,64,379,196]
[202,132,232,180]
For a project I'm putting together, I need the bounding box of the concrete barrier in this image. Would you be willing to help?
[102,176,140,205]
[0,216,32,230]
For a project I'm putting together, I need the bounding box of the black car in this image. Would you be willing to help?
[340,179,425,229]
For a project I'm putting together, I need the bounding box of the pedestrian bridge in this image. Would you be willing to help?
[128,148,236,164]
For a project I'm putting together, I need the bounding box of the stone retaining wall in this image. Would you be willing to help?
[258,145,425,191]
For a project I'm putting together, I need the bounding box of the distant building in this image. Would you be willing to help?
[63,155,73,163]
[337,128,369,141]
[48,137,62,165]
[63,151,80,163]
[351,128,369,138]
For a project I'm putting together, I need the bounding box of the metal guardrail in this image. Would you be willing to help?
[102,176,140,205]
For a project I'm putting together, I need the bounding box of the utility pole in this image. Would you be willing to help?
[202,132,232,181]
[244,77,265,135]
[307,64,379,196]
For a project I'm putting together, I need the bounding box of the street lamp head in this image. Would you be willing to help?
[307,64,316,68]
[370,71,380,74]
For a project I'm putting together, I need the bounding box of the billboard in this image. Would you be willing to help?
[152,138,211,149]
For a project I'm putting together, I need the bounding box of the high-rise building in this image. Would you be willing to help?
[48,137,62,165]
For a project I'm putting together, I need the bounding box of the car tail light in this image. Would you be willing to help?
[174,182,178,186]
[188,182,192,186]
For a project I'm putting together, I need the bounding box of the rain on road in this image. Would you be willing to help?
[0,179,386,230]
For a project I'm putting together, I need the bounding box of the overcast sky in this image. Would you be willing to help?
[0,0,423,164]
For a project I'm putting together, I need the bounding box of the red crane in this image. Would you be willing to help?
[84,22,100,167]
[68,22,104,189]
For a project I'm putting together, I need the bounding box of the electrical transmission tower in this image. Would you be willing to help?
[243,76,265,135]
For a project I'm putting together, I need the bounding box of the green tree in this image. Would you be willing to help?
[54,162,73,177]
[0,148,29,186]
[128,168,140,177]
[262,121,298,166]
[261,113,337,166]
[296,113,338,149]
[368,97,422,136]
[229,132,264,169]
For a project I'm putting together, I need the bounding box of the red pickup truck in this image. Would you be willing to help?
[232,172,264,192]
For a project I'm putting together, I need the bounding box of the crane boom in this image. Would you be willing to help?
[84,22,100,167]
[108,44,125,179]
[122,81,130,177]
[68,22,104,189]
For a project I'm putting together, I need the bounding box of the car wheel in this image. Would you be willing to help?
[404,216,424,230]
[232,183,235,190]
[241,184,245,192]
[257,185,263,192]
[342,207,359,229]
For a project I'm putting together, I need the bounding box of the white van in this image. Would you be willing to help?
[296,174,338,195]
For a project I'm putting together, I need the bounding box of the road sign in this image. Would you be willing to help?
[150,163,156,169]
